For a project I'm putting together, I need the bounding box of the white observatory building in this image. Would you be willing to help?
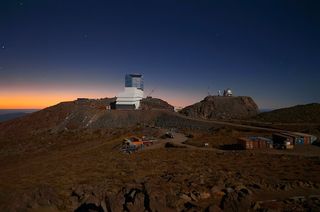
[223,88,233,97]
[116,74,144,109]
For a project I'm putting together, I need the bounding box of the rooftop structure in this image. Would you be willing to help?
[125,74,144,91]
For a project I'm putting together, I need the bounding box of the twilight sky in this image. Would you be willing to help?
[0,0,319,109]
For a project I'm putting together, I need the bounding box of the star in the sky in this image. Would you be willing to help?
[1,43,5,49]
[18,1,24,7]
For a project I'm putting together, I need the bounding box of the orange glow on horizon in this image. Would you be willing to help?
[0,96,194,109]
[0,92,116,109]
[1,96,74,109]
[0,86,200,109]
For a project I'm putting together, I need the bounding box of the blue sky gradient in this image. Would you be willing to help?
[0,0,319,109]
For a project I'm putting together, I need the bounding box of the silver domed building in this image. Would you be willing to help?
[223,88,233,97]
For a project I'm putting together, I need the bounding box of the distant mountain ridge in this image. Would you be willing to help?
[0,113,29,122]
[0,109,38,115]
[0,109,39,122]
[254,103,320,123]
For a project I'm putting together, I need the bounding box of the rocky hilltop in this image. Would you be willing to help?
[0,97,179,156]
[140,97,174,111]
[180,96,259,120]
[0,97,175,137]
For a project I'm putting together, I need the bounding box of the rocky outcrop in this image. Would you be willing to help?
[7,185,64,211]
[6,179,320,211]
[140,97,174,111]
[180,96,259,120]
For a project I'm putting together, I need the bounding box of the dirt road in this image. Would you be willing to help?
[146,132,220,151]
[147,131,320,157]
[178,114,300,133]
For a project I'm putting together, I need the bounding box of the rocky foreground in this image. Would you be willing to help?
[1,137,319,211]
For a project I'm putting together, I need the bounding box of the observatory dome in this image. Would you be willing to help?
[223,88,233,96]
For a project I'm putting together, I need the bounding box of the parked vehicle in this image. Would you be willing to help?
[272,133,294,150]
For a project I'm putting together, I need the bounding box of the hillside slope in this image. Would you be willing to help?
[180,96,259,120]
[0,97,177,138]
[254,103,320,123]
[0,97,178,155]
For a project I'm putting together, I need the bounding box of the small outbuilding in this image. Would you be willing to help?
[238,136,273,150]
[280,132,317,145]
